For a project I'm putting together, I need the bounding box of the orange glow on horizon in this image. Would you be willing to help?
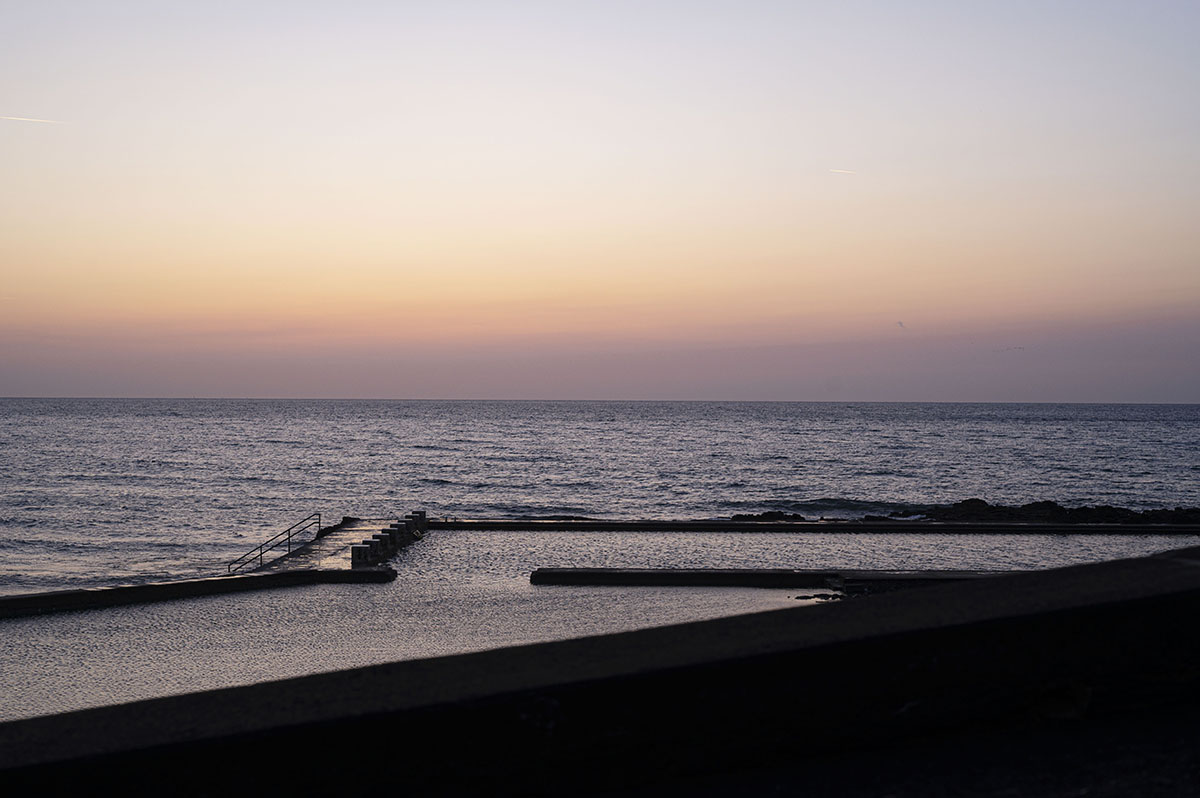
[2,2,1197,398]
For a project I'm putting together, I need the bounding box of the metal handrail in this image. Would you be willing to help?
[227,513,321,573]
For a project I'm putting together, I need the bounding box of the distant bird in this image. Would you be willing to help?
[896,321,906,329]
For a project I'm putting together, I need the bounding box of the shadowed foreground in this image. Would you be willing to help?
[4,545,1200,796]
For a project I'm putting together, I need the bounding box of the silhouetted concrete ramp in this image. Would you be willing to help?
[254,517,402,572]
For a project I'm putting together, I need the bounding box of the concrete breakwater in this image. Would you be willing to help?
[0,568,395,620]
[250,511,429,572]
[0,512,433,619]
[7,509,1193,620]
[430,517,1200,534]
[530,567,1013,594]
[349,511,428,567]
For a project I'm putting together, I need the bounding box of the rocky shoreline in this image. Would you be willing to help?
[732,499,1200,525]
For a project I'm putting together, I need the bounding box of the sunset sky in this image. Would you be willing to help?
[3,1,1197,400]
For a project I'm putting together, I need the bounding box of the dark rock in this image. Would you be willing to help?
[913,499,1200,525]
[730,511,807,522]
[888,508,928,518]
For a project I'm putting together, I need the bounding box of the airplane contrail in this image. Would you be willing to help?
[1,116,64,124]
[829,168,857,174]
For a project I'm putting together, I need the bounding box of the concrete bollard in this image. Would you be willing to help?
[404,518,422,540]
[350,544,372,567]
[387,524,409,547]
[404,511,427,535]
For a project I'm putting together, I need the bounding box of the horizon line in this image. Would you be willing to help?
[1,396,1197,406]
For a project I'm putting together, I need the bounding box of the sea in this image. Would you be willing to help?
[2,399,1198,720]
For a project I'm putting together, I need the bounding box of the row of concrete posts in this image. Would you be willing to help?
[351,511,428,567]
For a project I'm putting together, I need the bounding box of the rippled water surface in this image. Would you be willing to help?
[3,400,1199,721]
[2,399,1198,593]
[4,527,1195,722]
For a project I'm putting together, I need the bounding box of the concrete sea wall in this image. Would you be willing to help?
[0,568,395,619]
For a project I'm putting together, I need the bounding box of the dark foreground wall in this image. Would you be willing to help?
[4,546,1200,796]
